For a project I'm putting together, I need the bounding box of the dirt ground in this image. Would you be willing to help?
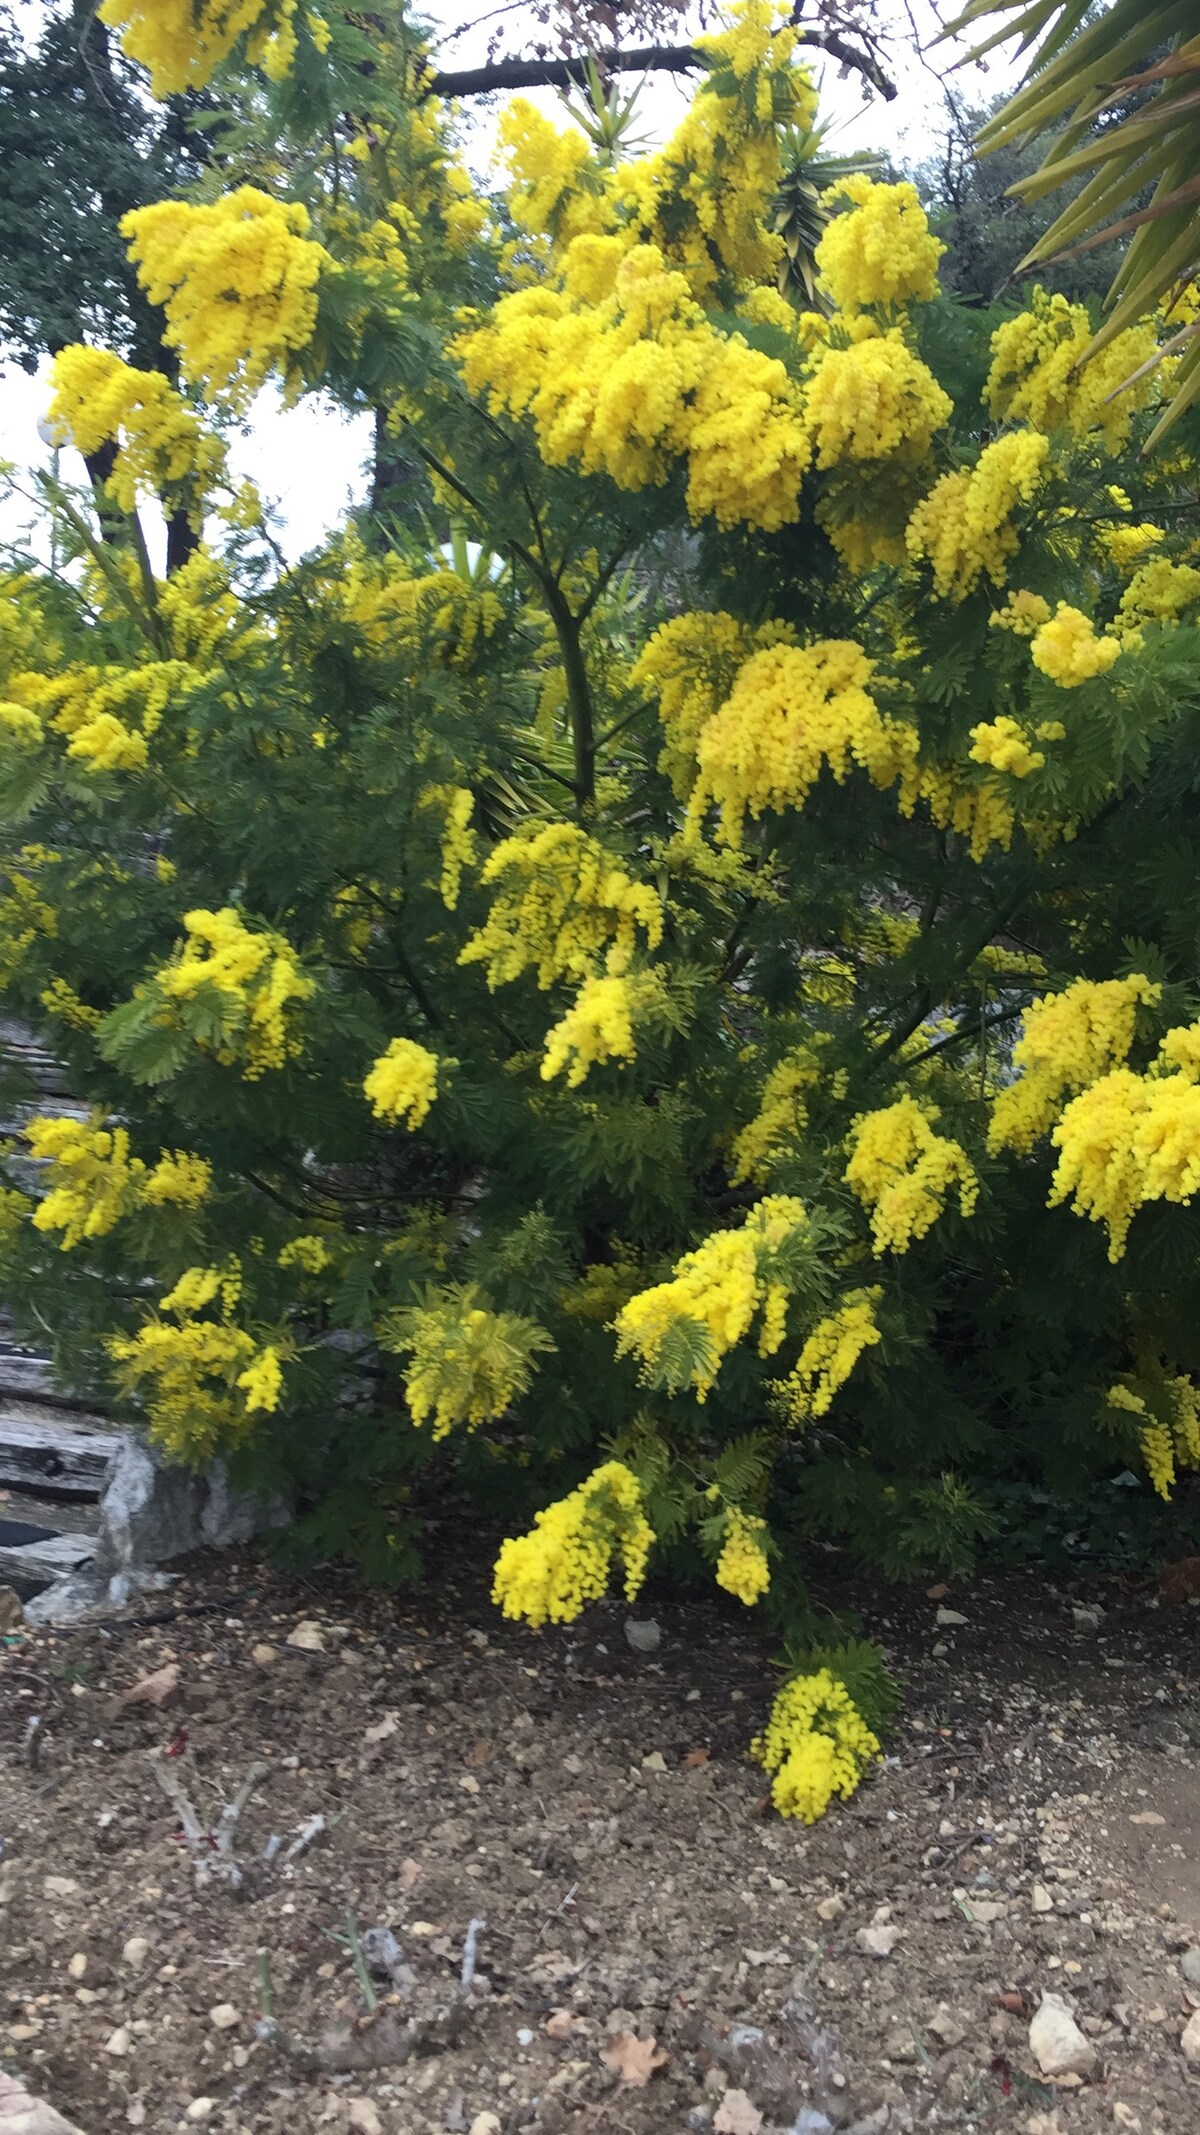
[2,1548,1199,2135]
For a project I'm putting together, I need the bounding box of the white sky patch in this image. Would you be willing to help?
[0,0,1022,563]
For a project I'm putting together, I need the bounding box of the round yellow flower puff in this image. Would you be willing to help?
[751,1668,880,1822]
[364,1038,440,1129]
[492,1460,654,1627]
[715,1506,771,1604]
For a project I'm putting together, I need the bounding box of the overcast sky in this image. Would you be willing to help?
[0,0,1022,568]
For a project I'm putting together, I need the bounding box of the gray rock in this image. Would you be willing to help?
[855,1924,902,1958]
[1182,2009,1200,2065]
[624,1617,662,1653]
[1028,1993,1097,2078]
[935,1607,968,1627]
[1180,1946,1200,1986]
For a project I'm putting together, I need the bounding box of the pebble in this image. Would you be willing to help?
[641,1751,667,1773]
[1032,1884,1054,1914]
[43,1875,79,1899]
[1181,2009,1200,2065]
[209,2003,239,2031]
[927,2005,966,2049]
[855,1923,902,1958]
[1180,1946,1200,1985]
[935,1607,968,1627]
[251,1643,277,1666]
[103,2026,131,2056]
[347,2103,384,2135]
[123,1937,151,1972]
[468,2117,502,2135]
[286,1620,326,1653]
[816,1892,845,1922]
[67,1952,88,1981]
[1029,1993,1098,2078]
[185,2101,215,2123]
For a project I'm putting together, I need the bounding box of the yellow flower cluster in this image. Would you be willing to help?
[906,430,1051,600]
[1101,522,1164,574]
[541,972,664,1088]
[364,1038,440,1128]
[803,331,952,469]
[108,1255,280,1460]
[774,1287,883,1421]
[420,784,476,910]
[46,348,225,525]
[457,239,811,531]
[68,712,148,773]
[492,1459,654,1628]
[498,98,595,242]
[396,1292,554,1438]
[1030,603,1121,687]
[845,1097,978,1255]
[121,188,330,408]
[969,715,1045,778]
[715,1506,771,1604]
[689,640,916,848]
[614,1194,806,1400]
[990,589,1052,638]
[26,1116,211,1251]
[341,552,503,668]
[731,1046,823,1184]
[985,289,1156,454]
[0,700,43,750]
[99,0,302,94]
[1117,558,1200,636]
[988,973,1161,1155]
[278,1234,332,1274]
[631,609,778,800]
[815,176,944,316]
[1105,1376,1200,1499]
[460,823,663,990]
[156,907,313,1076]
[1048,1021,1200,1258]
[751,1668,880,1823]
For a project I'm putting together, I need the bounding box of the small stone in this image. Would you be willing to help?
[1072,1604,1104,1631]
[251,1642,277,1666]
[856,1923,902,1958]
[1181,1946,1200,1985]
[185,2102,215,2123]
[1112,2107,1143,2131]
[970,1900,1005,1924]
[1032,1884,1054,1914]
[104,2026,132,2056]
[927,2005,967,2049]
[347,2103,384,2135]
[209,2002,239,2031]
[641,1751,667,1773]
[624,1618,661,1653]
[1129,1810,1165,1827]
[44,1874,79,1899]
[1181,2009,1200,2065]
[516,2027,535,2047]
[936,1607,968,1627]
[67,1952,88,1981]
[122,1936,150,1972]
[468,2117,502,2135]
[1029,1993,1098,2079]
[816,1892,845,1922]
[286,1619,326,1653]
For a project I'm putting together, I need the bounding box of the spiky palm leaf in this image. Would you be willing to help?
[948,2,1200,443]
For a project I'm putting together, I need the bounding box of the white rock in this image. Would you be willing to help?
[347,2102,384,2135]
[1072,1604,1104,1631]
[935,1607,968,1627]
[67,1953,88,1981]
[103,2026,132,2056]
[122,1935,150,1972]
[641,1751,667,1773]
[1029,1993,1097,2078]
[1181,2009,1200,2065]
[185,2101,215,2123]
[1112,2106,1143,2131]
[969,1900,1005,1924]
[251,1642,277,1666]
[855,1923,902,1958]
[468,2117,503,2135]
[1032,1883,1054,1914]
[286,1619,326,1652]
[816,1892,845,1922]
[43,1875,79,1899]
[927,2005,966,2049]
[209,2002,239,2031]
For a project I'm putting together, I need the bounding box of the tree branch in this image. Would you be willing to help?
[424,15,896,103]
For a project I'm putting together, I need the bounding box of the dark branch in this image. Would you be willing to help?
[425,17,897,103]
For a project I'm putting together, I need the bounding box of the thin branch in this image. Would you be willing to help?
[423,17,896,101]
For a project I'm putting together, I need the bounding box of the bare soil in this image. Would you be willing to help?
[2,1550,1199,2135]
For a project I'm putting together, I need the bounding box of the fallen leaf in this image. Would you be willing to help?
[115,1662,180,1711]
[362,1712,399,1747]
[465,1736,495,1769]
[714,2090,763,2135]
[926,1582,949,1601]
[601,2031,668,2086]
[996,1991,1028,2016]
[682,1748,710,1768]
[398,1856,422,1892]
